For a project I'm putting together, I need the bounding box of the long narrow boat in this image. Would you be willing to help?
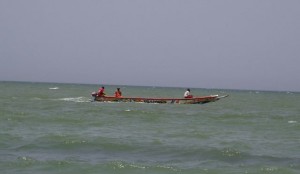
[92,94,228,104]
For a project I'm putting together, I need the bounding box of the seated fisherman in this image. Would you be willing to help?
[97,86,106,97]
[114,88,122,97]
[184,88,193,98]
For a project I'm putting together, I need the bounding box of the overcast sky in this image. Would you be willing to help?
[1,0,300,91]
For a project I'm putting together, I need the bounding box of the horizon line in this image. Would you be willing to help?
[1,80,299,93]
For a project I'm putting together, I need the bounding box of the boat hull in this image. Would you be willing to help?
[92,95,228,104]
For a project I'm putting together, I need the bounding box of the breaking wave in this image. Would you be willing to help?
[49,87,59,90]
[56,97,91,103]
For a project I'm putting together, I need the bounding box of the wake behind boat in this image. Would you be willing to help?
[91,93,228,104]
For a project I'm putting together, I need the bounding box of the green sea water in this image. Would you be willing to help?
[1,81,300,174]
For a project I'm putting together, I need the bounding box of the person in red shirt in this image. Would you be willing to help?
[114,88,122,97]
[97,86,106,97]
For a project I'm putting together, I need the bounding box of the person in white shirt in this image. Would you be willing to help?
[184,88,193,98]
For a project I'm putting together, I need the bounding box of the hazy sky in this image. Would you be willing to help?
[1,0,300,91]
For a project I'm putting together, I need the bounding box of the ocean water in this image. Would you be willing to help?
[1,81,300,174]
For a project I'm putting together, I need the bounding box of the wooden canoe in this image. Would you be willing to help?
[92,94,228,104]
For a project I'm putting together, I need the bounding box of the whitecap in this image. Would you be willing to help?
[288,121,297,124]
[49,87,59,90]
[57,97,90,103]
[125,109,131,112]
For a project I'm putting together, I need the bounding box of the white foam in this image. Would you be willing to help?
[49,87,59,90]
[57,97,90,103]
[288,121,297,124]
